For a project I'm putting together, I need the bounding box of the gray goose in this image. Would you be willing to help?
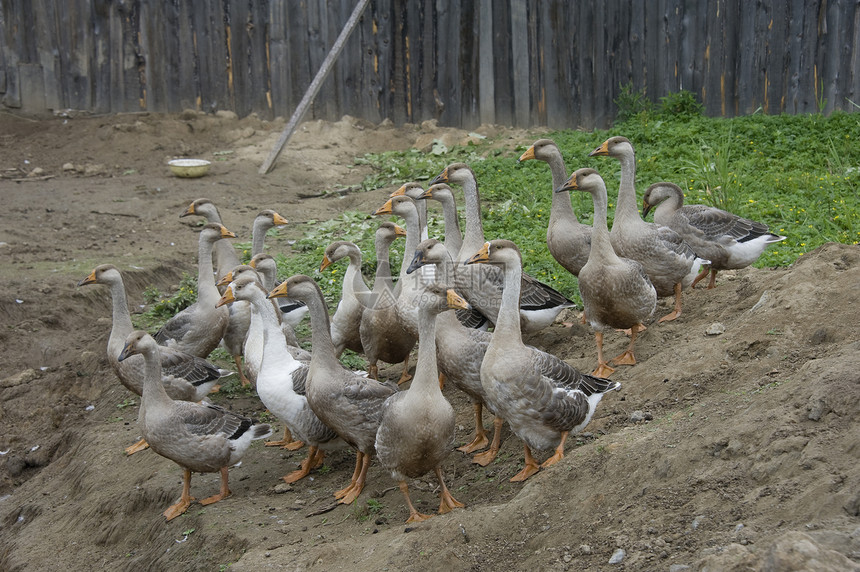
[78,264,224,454]
[249,253,306,337]
[375,284,468,523]
[465,239,621,481]
[320,240,372,357]
[118,331,271,521]
[417,183,463,259]
[218,275,341,482]
[389,181,430,241]
[429,162,575,332]
[590,136,706,323]
[642,181,786,289]
[557,168,657,376]
[180,198,240,281]
[518,138,592,277]
[153,223,232,358]
[270,275,398,505]
[359,217,415,383]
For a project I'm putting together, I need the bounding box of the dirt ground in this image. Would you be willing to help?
[1,110,859,572]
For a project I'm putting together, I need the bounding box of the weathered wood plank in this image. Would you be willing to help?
[492,0,512,126]
[478,0,495,126]
[510,0,528,127]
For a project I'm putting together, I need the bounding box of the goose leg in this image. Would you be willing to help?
[199,466,231,506]
[283,446,322,484]
[338,452,371,505]
[690,264,711,289]
[399,480,432,523]
[368,362,379,380]
[233,355,251,386]
[657,283,683,323]
[472,416,503,466]
[458,402,489,454]
[592,332,616,377]
[125,438,150,456]
[266,426,304,450]
[707,268,718,289]
[163,468,195,521]
[397,356,412,385]
[510,444,541,482]
[540,431,569,468]
[438,372,446,390]
[611,324,643,366]
[334,452,364,500]
[435,466,464,515]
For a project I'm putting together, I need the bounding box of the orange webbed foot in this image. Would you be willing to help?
[125,438,149,456]
[610,350,637,367]
[163,497,194,521]
[592,362,615,377]
[457,432,489,454]
[471,447,498,466]
[509,462,540,482]
[657,310,681,323]
[405,511,433,523]
[437,490,465,515]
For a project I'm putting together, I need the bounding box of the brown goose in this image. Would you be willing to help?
[118,330,271,520]
[590,136,706,323]
[359,218,415,383]
[518,138,592,277]
[153,223,232,358]
[557,168,657,376]
[320,240,373,356]
[465,240,621,481]
[430,163,575,332]
[78,264,224,454]
[375,284,468,523]
[218,275,341,482]
[642,181,786,289]
[269,275,398,505]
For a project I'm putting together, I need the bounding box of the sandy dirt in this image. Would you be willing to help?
[1,110,859,571]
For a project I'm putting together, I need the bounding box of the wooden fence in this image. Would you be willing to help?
[1,0,858,129]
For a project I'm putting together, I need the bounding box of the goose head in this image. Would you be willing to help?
[77,263,122,287]
[465,239,522,268]
[374,195,417,219]
[268,274,321,305]
[390,181,425,200]
[117,330,158,362]
[407,238,449,275]
[555,168,606,197]
[216,264,258,288]
[642,182,684,217]
[589,135,634,159]
[518,138,561,163]
[320,241,362,271]
[418,183,456,204]
[216,272,265,308]
[417,283,471,315]
[254,209,289,231]
[429,162,474,187]
[199,223,236,244]
[180,198,220,221]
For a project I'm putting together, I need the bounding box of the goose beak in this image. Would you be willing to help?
[215,285,235,308]
[117,340,135,362]
[272,212,289,226]
[406,250,426,274]
[320,255,333,272]
[389,184,408,197]
[374,199,394,216]
[446,289,471,311]
[77,269,97,287]
[417,189,432,200]
[589,139,610,157]
[465,242,491,265]
[216,271,234,287]
[268,281,289,299]
[642,199,654,218]
[219,226,236,239]
[429,166,449,186]
[555,172,579,194]
[180,202,196,217]
[393,224,407,237]
[518,145,536,163]
[248,258,258,268]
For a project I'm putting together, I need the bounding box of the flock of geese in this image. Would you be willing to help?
[78,135,785,523]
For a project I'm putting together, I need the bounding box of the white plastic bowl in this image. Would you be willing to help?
[168,159,211,178]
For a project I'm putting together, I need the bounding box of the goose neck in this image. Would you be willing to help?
[197,236,220,305]
[459,175,485,261]
[615,150,640,221]
[494,259,523,341]
[546,150,577,223]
